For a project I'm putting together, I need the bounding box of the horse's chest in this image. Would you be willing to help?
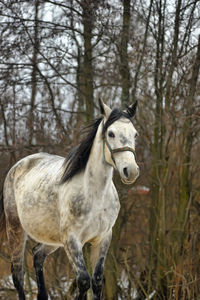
[67,187,120,243]
[94,208,116,231]
[80,201,120,243]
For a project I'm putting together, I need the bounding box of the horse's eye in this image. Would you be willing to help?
[108,131,115,138]
[135,132,138,138]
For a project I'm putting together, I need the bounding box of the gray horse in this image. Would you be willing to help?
[0,100,139,300]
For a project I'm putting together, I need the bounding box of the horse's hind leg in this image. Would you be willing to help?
[6,217,27,300]
[33,243,58,300]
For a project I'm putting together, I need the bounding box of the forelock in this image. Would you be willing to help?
[102,108,133,136]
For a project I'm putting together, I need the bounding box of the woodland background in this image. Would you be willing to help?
[0,0,200,299]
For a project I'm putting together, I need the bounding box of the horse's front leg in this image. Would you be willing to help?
[91,231,112,300]
[64,234,91,300]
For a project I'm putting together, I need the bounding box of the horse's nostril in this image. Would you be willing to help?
[123,167,129,178]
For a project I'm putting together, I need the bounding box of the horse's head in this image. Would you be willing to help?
[99,100,139,185]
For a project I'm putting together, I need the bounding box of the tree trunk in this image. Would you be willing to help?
[28,0,39,145]
[132,0,153,100]
[172,35,200,257]
[149,0,167,296]
[120,0,131,104]
[82,0,94,123]
[165,0,181,109]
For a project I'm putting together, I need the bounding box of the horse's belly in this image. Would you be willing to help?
[20,211,61,245]
[17,197,61,246]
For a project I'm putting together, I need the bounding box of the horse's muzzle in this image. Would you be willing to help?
[120,164,139,185]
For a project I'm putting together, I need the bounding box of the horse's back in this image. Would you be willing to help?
[4,153,64,196]
[5,152,63,181]
[3,153,65,245]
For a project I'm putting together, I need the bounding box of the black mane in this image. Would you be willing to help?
[61,108,134,183]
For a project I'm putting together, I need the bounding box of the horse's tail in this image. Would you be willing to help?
[0,189,6,242]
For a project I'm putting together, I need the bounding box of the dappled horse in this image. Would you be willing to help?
[1,100,139,300]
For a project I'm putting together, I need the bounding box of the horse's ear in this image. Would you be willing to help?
[99,98,112,119]
[126,100,138,118]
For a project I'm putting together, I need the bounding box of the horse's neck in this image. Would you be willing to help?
[84,122,113,196]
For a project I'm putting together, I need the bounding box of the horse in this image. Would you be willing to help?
[0,99,139,300]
